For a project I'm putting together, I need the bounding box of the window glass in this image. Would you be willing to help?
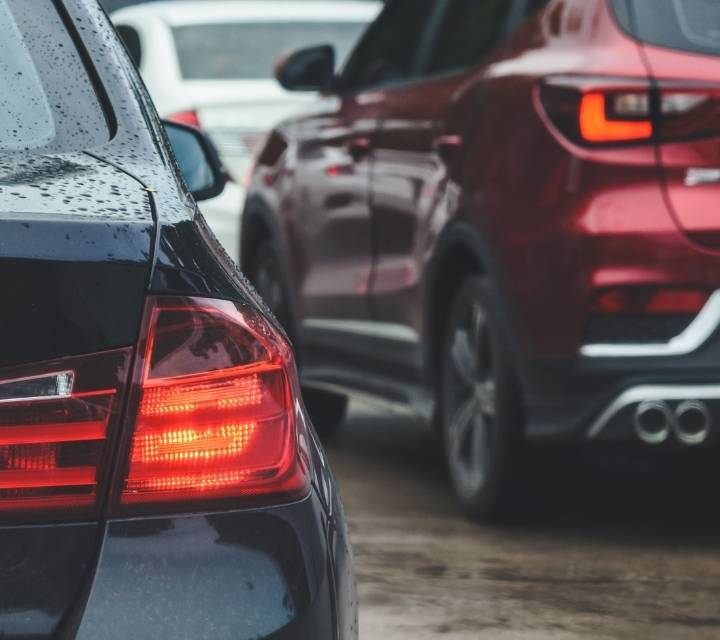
[341,0,439,91]
[0,0,108,153]
[426,0,513,76]
[173,22,368,80]
[117,25,142,68]
[0,1,54,151]
[620,0,720,56]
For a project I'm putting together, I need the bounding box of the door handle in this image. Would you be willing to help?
[348,137,372,162]
[433,134,463,166]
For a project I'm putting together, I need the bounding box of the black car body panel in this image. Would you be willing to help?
[0,155,152,370]
[0,523,98,638]
[74,496,336,640]
[0,2,354,639]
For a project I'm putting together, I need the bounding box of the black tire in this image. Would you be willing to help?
[440,275,541,522]
[302,386,348,439]
[246,238,294,341]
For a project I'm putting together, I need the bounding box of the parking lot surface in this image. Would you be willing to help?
[327,401,720,640]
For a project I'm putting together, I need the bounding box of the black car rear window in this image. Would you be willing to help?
[613,0,720,57]
[0,0,108,153]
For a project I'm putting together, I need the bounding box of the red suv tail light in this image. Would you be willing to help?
[112,296,310,514]
[539,77,720,146]
[0,349,131,520]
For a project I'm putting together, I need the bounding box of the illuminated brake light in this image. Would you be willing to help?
[0,350,131,519]
[541,78,720,146]
[579,93,652,142]
[114,296,310,512]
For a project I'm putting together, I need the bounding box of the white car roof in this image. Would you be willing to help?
[112,1,382,26]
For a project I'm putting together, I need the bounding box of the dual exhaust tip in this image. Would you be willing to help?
[634,400,712,445]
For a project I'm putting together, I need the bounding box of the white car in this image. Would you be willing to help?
[111,0,380,262]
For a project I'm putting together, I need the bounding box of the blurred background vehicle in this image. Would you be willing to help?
[111,0,381,262]
[244,0,720,521]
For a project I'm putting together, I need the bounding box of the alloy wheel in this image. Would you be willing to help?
[445,300,497,497]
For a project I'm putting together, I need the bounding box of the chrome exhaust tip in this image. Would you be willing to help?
[634,400,672,445]
[673,400,712,445]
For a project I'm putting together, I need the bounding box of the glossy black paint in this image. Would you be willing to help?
[0,523,98,638]
[0,155,152,370]
[75,495,336,640]
[0,2,352,639]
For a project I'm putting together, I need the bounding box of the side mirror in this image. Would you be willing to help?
[163,121,226,202]
[275,45,335,92]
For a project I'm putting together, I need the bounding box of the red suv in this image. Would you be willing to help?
[243,0,720,520]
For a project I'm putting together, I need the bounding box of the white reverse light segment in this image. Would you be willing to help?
[0,370,75,404]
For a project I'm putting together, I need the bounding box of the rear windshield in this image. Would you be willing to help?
[616,0,720,57]
[173,22,368,80]
[0,0,108,152]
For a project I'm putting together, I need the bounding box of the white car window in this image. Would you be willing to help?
[173,22,369,80]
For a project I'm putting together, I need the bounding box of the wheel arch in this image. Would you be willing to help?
[240,195,301,346]
[424,223,494,388]
[241,196,283,270]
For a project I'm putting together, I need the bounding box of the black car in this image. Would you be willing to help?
[0,2,355,639]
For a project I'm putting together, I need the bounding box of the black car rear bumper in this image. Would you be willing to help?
[71,492,344,640]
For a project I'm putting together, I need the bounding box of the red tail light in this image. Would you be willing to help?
[0,297,307,522]
[591,287,710,316]
[540,77,720,146]
[0,349,130,520]
[112,296,310,514]
[168,110,201,128]
[579,93,652,143]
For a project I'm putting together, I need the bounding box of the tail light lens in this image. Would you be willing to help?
[579,92,653,143]
[0,296,308,522]
[112,296,310,514]
[168,110,201,128]
[0,349,131,520]
[540,77,720,146]
[590,287,710,316]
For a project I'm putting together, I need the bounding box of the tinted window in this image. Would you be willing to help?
[426,0,513,76]
[117,25,142,68]
[618,0,720,56]
[0,0,108,153]
[173,22,369,80]
[341,0,439,90]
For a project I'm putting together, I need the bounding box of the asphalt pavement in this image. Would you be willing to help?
[325,400,720,640]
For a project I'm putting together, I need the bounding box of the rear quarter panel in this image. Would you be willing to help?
[453,0,679,361]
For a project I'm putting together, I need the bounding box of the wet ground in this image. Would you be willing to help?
[325,400,720,640]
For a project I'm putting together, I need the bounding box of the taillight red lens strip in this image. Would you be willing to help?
[0,468,96,489]
[590,287,710,316]
[0,349,131,520]
[139,366,268,416]
[0,420,107,445]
